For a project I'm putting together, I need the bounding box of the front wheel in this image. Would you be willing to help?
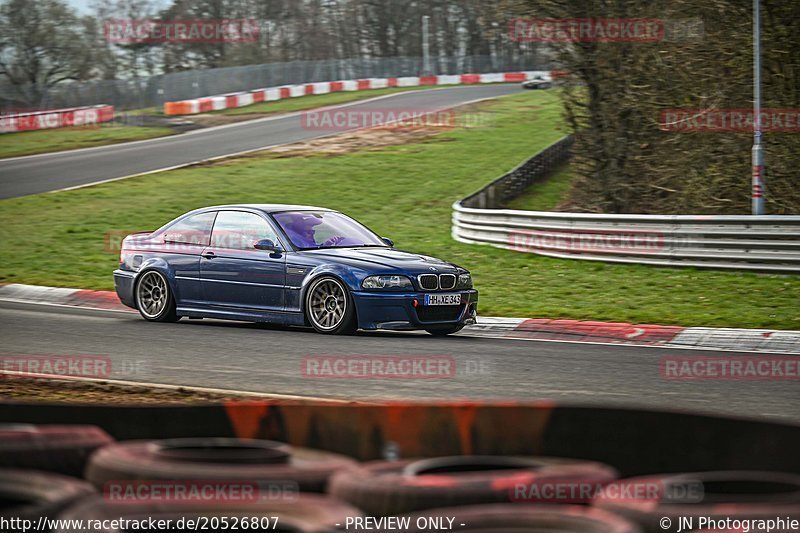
[305,276,357,335]
[425,324,464,336]
[135,270,178,322]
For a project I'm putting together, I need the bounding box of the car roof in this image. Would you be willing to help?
[198,204,335,214]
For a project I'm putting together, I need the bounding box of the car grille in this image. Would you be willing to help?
[416,305,463,322]
[417,273,458,291]
[418,274,439,290]
[439,274,456,290]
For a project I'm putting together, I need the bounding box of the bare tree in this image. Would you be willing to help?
[0,0,94,106]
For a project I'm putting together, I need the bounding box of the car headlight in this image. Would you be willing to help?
[457,273,473,289]
[362,275,413,290]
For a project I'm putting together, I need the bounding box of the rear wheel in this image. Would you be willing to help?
[305,276,357,335]
[135,270,178,322]
[425,324,464,336]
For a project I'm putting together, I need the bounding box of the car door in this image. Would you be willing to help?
[200,210,287,312]
[158,210,217,307]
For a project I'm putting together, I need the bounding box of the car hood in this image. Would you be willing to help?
[299,247,461,274]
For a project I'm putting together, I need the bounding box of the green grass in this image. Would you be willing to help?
[506,164,574,211]
[0,125,173,159]
[215,85,462,116]
[1,90,798,329]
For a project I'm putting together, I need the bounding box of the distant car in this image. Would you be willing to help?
[521,76,553,90]
[113,205,477,335]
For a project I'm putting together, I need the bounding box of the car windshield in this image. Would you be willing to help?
[273,211,386,250]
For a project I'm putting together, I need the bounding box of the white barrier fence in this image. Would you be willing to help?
[163,70,565,116]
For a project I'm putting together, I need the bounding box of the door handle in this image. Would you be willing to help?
[202,251,216,259]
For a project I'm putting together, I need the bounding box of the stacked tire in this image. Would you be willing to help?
[0,424,113,477]
[0,469,95,525]
[85,437,357,493]
[329,454,619,516]
[0,424,111,532]
[5,422,800,533]
[592,471,800,533]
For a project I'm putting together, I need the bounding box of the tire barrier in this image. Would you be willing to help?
[85,437,357,493]
[328,455,618,516]
[162,71,556,115]
[0,105,115,133]
[0,469,95,525]
[3,402,799,474]
[54,494,362,533]
[592,471,800,533]
[386,504,641,533]
[0,423,114,478]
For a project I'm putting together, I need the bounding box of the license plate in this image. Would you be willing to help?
[424,293,462,306]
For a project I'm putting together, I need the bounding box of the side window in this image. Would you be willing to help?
[162,211,216,246]
[210,211,278,250]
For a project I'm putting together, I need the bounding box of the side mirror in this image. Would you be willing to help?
[254,239,282,252]
[381,237,394,247]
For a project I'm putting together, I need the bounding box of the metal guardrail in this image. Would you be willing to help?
[453,136,800,273]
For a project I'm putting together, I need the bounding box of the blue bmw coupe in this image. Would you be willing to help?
[114,204,478,335]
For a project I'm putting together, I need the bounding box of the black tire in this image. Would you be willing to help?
[304,276,357,335]
[0,424,113,478]
[391,504,641,533]
[425,324,464,336]
[85,437,357,493]
[55,494,362,533]
[0,469,96,525]
[592,471,800,532]
[135,269,178,322]
[328,455,618,516]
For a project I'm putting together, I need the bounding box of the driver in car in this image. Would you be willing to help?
[283,214,345,248]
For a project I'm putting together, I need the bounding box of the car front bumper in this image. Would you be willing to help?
[352,289,478,331]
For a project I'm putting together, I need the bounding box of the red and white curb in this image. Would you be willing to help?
[163,70,565,116]
[1,283,798,354]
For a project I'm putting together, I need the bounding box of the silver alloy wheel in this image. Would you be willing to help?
[137,271,169,319]
[308,278,347,331]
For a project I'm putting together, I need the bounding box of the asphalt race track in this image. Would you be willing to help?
[0,84,522,199]
[1,301,797,423]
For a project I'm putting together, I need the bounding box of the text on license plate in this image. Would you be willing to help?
[424,293,462,306]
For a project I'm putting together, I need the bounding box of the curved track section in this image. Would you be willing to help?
[1,301,797,423]
[0,85,522,199]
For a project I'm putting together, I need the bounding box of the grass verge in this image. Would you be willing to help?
[506,164,573,211]
[1,90,798,329]
[0,124,173,159]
